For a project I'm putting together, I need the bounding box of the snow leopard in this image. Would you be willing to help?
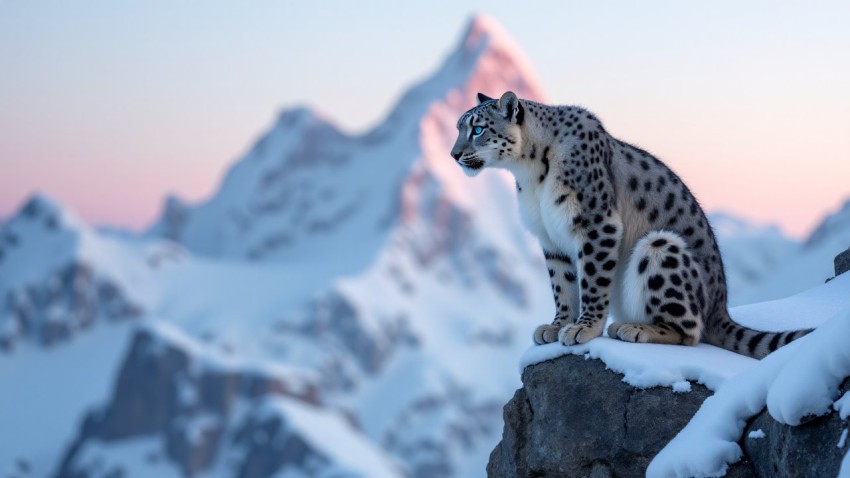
[450,91,811,359]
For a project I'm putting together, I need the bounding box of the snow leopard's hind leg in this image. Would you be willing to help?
[608,231,704,346]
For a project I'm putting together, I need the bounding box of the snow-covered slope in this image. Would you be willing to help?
[741,198,850,304]
[0,194,170,351]
[708,212,799,306]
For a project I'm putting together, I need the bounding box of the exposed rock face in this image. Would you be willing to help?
[834,246,850,276]
[743,377,849,478]
[487,354,745,478]
[489,353,849,477]
[55,326,325,478]
[1,262,143,351]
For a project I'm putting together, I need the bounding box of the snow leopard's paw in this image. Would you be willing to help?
[559,321,603,346]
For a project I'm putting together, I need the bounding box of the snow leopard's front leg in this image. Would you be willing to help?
[559,215,623,346]
[533,251,579,344]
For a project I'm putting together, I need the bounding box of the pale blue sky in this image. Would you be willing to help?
[1,1,849,235]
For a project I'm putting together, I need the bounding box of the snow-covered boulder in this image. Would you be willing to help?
[486,353,738,478]
[743,379,849,478]
[488,261,850,477]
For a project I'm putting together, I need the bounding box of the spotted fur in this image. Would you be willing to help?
[450,92,811,359]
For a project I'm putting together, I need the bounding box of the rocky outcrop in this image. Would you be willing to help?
[743,377,849,478]
[55,325,326,478]
[487,354,750,477]
[0,262,143,351]
[488,353,848,477]
[834,247,850,277]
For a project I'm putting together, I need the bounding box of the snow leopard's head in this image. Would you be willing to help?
[450,91,524,177]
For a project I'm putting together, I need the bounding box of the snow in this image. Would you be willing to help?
[183,413,219,446]
[742,198,850,304]
[731,271,850,332]
[259,397,404,478]
[672,381,692,393]
[708,212,798,306]
[0,193,163,308]
[72,437,183,478]
[838,428,847,449]
[836,391,850,420]
[517,269,850,478]
[518,264,850,396]
[0,323,131,477]
[747,429,765,439]
[520,338,756,392]
[842,450,850,478]
[648,304,850,477]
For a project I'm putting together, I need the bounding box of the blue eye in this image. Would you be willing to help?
[473,126,484,135]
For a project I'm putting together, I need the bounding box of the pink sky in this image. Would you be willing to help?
[1,2,848,238]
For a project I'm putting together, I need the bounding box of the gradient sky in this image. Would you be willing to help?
[1,1,848,237]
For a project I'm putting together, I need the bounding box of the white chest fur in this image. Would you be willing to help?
[517,177,583,256]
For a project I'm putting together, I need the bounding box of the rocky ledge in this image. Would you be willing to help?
[487,353,848,477]
[488,247,850,478]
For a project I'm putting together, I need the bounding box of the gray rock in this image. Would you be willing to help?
[489,352,848,478]
[55,327,323,478]
[487,353,751,478]
[0,262,143,352]
[835,247,850,277]
[743,378,849,478]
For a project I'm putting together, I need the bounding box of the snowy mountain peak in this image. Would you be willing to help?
[456,14,540,85]
[455,14,544,98]
[709,211,789,240]
[270,106,341,138]
[805,197,850,248]
[5,193,88,234]
[148,15,546,265]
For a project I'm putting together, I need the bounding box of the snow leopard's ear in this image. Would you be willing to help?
[477,92,494,104]
[497,91,523,126]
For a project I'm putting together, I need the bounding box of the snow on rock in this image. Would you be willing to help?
[519,336,756,392]
[520,272,850,397]
[837,391,850,420]
[730,269,850,332]
[488,351,721,477]
[494,270,850,478]
[648,306,850,477]
[69,436,184,478]
[250,397,404,478]
[56,322,391,478]
[0,194,177,351]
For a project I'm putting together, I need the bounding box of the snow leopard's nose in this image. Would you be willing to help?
[451,150,462,161]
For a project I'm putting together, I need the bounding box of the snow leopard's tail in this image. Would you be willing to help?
[704,310,813,359]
